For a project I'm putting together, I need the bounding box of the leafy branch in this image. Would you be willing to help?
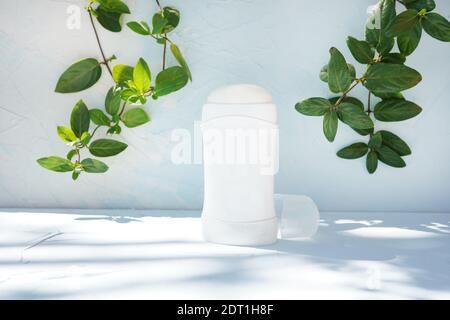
[295,0,449,174]
[37,0,192,180]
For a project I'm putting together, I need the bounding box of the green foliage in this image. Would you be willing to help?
[81,158,109,173]
[133,58,151,94]
[328,47,352,93]
[366,150,378,174]
[37,157,74,172]
[388,9,420,36]
[422,13,450,41]
[89,139,128,157]
[112,64,134,85]
[379,130,412,156]
[127,21,151,35]
[346,37,375,64]
[374,99,422,121]
[39,1,190,180]
[55,58,102,93]
[70,100,90,138]
[170,44,192,81]
[323,111,338,142]
[89,109,111,126]
[154,66,189,97]
[398,23,422,56]
[404,0,436,12]
[294,0,449,173]
[295,98,331,116]
[338,103,374,130]
[337,143,369,159]
[122,108,150,128]
[363,63,422,93]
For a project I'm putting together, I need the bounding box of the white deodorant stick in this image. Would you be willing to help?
[201,84,279,246]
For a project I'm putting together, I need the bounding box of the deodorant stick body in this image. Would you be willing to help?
[201,84,278,246]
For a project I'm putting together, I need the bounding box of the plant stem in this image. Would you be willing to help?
[335,80,360,106]
[91,125,101,138]
[162,34,167,70]
[367,91,372,115]
[76,149,81,163]
[156,0,162,10]
[88,7,113,77]
[118,101,127,116]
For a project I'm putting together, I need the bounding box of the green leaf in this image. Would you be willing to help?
[346,36,374,64]
[67,149,77,161]
[377,145,406,168]
[320,63,355,83]
[55,58,102,93]
[122,108,150,128]
[105,87,122,116]
[133,58,151,94]
[70,100,90,138]
[80,132,91,145]
[379,130,412,156]
[327,47,352,93]
[371,91,404,99]
[127,21,151,35]
[374,99,422,121]
[295,98,331,116]
[170,44,192,81]
[81,158,109,173]
[368,132,383,149]
[161,7,180,33]
[72,171,80,180]
[120,88,140,103]
[337,143,368,159]
[97,0,130,14]
[363,63,422,93]
[152,12,168,34]
[365,0,396,55]
[107,124,122,135]
[388,9,420,36]
[422,13,450,42]
[347,63,356,79]
[329,96,364,111]
[37,156,74,172]
[404,0,436,12]
[338,102,374,129]
[366,150,378,174]
[398,22,422,56]
[95,5,122,32]
[57,126,77,143]
[323,110,338,142]
[112,64,134,85]
[333,99,372,135]
[89,109,110,126]
[89,139,128,157]
[154,66,189,97]
[381,53,406,64]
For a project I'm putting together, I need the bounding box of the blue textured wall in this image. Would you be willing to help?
[1,0,449,211]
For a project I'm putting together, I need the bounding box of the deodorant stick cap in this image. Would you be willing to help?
[207,84,273,104]
[202,84,276,123]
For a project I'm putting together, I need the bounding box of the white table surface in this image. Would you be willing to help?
[0,209,449,299]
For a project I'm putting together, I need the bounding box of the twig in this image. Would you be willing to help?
[162,34,167,70]
[335,81,360,106]
[88,7,113,77]
[118,101,127,116]
[367,92,372,115]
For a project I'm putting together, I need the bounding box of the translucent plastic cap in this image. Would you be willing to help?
[207,84,273,104]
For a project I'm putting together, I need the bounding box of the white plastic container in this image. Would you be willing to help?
[201,84,279,246]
